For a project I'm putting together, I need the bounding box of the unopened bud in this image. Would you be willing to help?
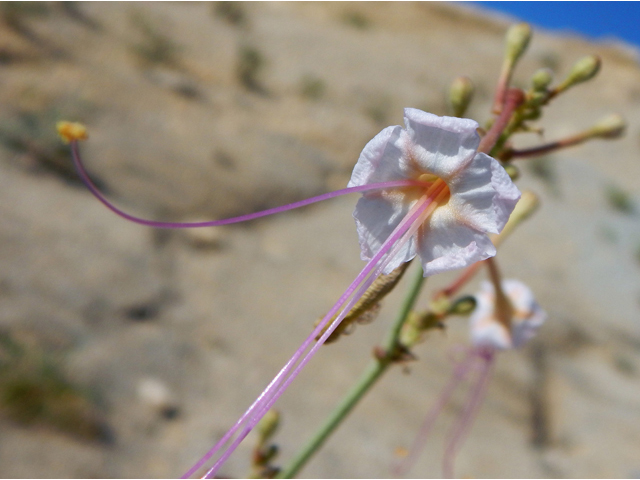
[261,444,279,463]
[591,113,626,139]
[528,91,547,107]
[493,24,532,114]
[557,55,601,93]
[57,121,88,143]
[399,312,422,348]
[256,409,280,443]
[531,68,553,91]
[449,76,475,118]
[522,108,542,121]
[503,163,519,181]
[505,23,532,66]
[511,190,539,223]
[448,296,477,316]
[495,190,539,246]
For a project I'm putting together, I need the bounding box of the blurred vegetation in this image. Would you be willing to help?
[341,10,370,30]
[59,2,102,31]
[0,330,111,443]
[0,2,66,58]
[0,96,98,187]
[213,1,246,27]
[364,94,392,126]
[0,1,50,32]
[604,184,635,215]
[237,44,266,93]
[129,10,182,68]
[300,74,326,101]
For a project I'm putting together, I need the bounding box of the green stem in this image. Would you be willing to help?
[277,266,426,479]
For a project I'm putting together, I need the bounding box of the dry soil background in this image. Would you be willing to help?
[1,2,640,478]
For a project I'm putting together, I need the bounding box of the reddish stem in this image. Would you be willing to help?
[437,261,484,300]
[478,88,525,155]
[485,257,513,331]
[504,132,589,160]
[491,66,511,115]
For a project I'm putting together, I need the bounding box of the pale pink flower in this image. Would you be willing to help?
[349,108,520,276]
[470,278,547,350]
[397,279,546,478]
[61,111,520,478]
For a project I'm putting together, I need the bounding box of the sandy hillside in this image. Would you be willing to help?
[1,2,640,478]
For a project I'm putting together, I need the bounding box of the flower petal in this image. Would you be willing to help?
[489,156,521,232]
[416,206,496,277]
[435,153,521,235]
[446,152,501,233]
[349,110,520,279]
[469,281,513,350]
[348,125,408,187]
[470,280,547,350]
[403,108,480,180]
[352,194,417,274]
[503,279,547,348]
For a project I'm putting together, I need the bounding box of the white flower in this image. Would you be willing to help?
[62,111,525,478]
[348,108,520,276]
[470,279,547,350]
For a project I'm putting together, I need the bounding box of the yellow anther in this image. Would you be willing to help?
[57,121,88,143]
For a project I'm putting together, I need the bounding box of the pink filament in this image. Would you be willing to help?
[394,347,496,479]
[193,193,438,478]
[393,347,476,478]
[442,348,495,479]
[70,142,427,229]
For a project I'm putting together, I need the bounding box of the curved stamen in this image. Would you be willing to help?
[393,347,476,478]
[70,141,429,229]
[442,348,495,479]
[68,139,455,478]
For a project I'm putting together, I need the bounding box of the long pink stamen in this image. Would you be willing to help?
[393,346,477,478]
[194,198,431,478]
[70,141,428,228]
[191,186,446,478]
[442,347,495,479]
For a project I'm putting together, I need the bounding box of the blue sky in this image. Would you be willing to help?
[473,2,640,51]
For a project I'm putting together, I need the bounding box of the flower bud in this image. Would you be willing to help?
[399,312,423,348]
[531,68,554,91]
[557,55,601,93]
[527,92,547,109]
[505,23,532,66]
[503,163,520,181]
[494,190,539,246]
[449,76,474,118]
[590,113,626,139]
[260,444,279,463]
[256,409,280,443]
[448,296,477,316]
[522,107,542,121]
[509,190,539,224]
